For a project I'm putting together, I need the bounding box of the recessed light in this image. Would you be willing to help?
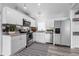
[24,4,27,9]
[24,7,27,9]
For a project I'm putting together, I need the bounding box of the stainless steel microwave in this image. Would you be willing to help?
[23,19,31,26]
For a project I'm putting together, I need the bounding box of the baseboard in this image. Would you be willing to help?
[34,41,47,44]
[55,44,70,48]
[46,42,53,44]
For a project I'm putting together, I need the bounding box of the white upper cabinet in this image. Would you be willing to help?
[25,16,36,27]
[2,7,23,25]
[2,7,7,24]
[30,19,36,27]
[46,19,54,29]
[2,7,36,26]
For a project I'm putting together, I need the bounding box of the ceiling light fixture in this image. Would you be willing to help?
[24,4,27,9]
[24,7,27,9]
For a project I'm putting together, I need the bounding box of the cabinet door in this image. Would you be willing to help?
[17,18,23,25]
[16,14,23,25]
[45,34,50,43]
[31,20,36,27]
[11,36,20,54]
[2,7,23,25]
[37,33,45,43]
[6,7,17,24]
[2,36,11,56]
[54,34,60,44]
[2,7,7,24]
[35,33,39,42]
[75,36,79,48]
[20,35,26,48]
[33,33,36,41]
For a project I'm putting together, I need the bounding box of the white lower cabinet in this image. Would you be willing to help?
[33,32,52,43]
[33,32,45,43]
[45,34,50,43]
[33,33,36,41]
[54,34,60,44]
[45,33,53,43]
[2,34,26,56]
[20,35,26,48]
[11,36,20,54]
[72,36,79,48]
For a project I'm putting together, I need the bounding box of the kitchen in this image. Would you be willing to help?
[0,3,79,56]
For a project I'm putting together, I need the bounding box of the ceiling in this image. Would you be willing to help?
[1,3,75,20]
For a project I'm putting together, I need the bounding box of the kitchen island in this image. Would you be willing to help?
[2,33,26,56]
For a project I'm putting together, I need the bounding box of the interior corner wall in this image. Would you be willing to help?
[70,10,75,48]
[0,12,1,55]
[0,4,2,55]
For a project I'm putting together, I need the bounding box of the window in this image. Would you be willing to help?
[37,22,46,31]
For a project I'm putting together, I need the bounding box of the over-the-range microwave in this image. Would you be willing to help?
[23,19,31,26]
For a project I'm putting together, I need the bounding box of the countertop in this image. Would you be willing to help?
[3,33,26,36]
[34,31,53,34]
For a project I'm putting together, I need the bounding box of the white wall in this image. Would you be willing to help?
[71,16,79,48]
[0,4,2,55]
[0,10,1,56]
[70,9,79,48]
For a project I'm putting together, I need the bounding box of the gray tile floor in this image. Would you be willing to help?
[13,43,79,56]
